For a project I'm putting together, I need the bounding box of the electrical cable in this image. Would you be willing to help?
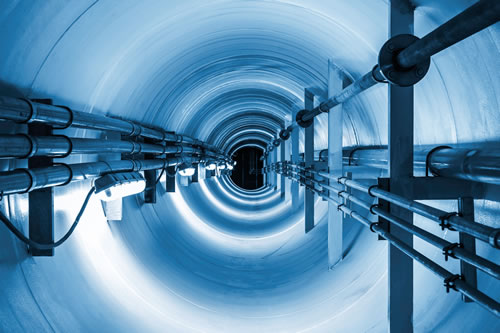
[0,186,96,250]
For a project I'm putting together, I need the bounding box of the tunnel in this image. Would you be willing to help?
[0,0,499,332]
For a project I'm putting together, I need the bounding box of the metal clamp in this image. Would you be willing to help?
[439,212,459,231]
[442,242,462,261]
[17,98,37,124]
[443,274,462,293]
[367,184,378,197]
[378,34,431,87]
[369,222,380,233]
[53,163,74,186]
[296,109,313,128]
[426,145,452,177]
[369,204,379,215]
[52,105,74,129]
[54,135,73,158]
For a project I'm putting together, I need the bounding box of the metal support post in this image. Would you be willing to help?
[328,61,344,267]
[291,110,299,205]
[28,122,54,256]
[166,166,176,192]
[143,139,157,203]
[388,1,414,331]
[192,164,199,183]
[273,148,278,190]
[458,197,477,303]
[280,139,286,198]
[304,89,315,233]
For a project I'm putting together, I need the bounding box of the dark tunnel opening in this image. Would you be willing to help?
[230,147,264,190]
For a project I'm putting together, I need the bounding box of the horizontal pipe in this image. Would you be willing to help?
[279,168,500,279]
[339,177,500,248]
[373,206,500,280]
[0,96,224,156]
[0,135,199,158]
[297,1,499,126]
[301,70,380,123]
[0,156,200,195]
[299,178,500,317]
[428,147,500,185]
[396,0,500,69]
[314,146,500,186]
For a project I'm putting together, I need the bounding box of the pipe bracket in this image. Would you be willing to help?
[378,34,431,87]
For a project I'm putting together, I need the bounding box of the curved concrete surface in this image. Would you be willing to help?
[0,1,499,332]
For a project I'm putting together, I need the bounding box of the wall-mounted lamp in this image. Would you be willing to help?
[179,164,196,177]
[94,172,146,202]
[205,161,217,171]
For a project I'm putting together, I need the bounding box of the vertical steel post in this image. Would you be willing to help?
[304,89,315,233]
[166,166,176,192]
[291,110,299,205]
[458,197,477,303]
[280,139,286,198]
[28,122,54,256]
[144,138,157,203]
[273,148,278,190]
[388,1,414,331]
[328,61,344,267]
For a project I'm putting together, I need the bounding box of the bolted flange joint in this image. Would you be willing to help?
[378,34,431,87]
[296,109,313,128]
[279,129,290,140]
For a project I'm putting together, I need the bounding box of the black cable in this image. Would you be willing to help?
[0,186,96,250]
[155,168,166,185]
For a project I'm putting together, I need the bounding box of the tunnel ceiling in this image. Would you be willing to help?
[0,0,499,332]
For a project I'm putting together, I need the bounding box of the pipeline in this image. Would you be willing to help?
[293,0,500,127]
[0,156,201,195]
[0,96,224,156]
[276,164,500,317]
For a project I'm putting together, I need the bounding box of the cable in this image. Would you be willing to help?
[0,186,96,250]
[155,167,166,185]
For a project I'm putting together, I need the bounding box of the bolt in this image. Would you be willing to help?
[416,68,425,77]
[388,70,395,79]
[388,43,395,51]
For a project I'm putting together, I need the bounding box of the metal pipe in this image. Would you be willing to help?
[297,1,500,126]
[396,0,500,69]
[428,147,500,185]
[313,188,500,317]
[0,135,203,158]
[373,206,500,280]
[339,177,500,248]
[0,96,223,155]
[300,70,381,123]
[0,156,200,195]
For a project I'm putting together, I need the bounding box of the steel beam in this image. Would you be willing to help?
[304,89,315,233]
[166,166,176,192]
[388,1,414,331]
[328,61,344,267]
[291,110,299,206]
[458,197,477,303]
[28,122,54,256]
[280,139,286,198]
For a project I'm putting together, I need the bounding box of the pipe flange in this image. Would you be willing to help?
[279,129,290,140]
[296,109,313,128]
[378,34,431,87]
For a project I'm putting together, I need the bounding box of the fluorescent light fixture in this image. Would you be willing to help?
[205,162,217,171]
[94,172,146,202]
[179,167,196,177]
[227,164,234,170]
[218,163,226,170]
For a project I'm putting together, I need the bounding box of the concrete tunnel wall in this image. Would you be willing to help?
[0,0,499,332]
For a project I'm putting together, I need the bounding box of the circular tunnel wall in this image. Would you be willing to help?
[0,1,499,332]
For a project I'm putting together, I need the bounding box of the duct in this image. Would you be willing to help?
[0,1,499,333]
